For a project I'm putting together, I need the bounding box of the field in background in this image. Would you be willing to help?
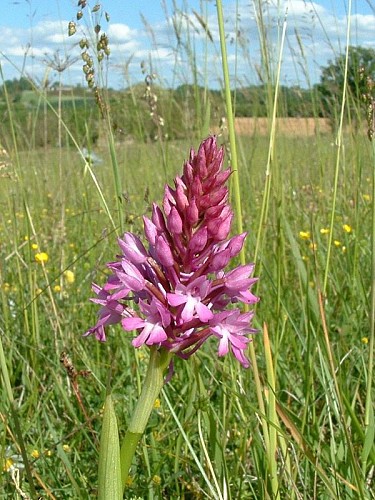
[234,117,332,136]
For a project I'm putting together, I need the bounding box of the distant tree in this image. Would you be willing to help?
[316,46,375,118]
[0,77,33,100]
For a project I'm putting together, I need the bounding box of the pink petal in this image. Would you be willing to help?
[155,235,175,267]
[167,293,188,307]
[122,317,145,331]
[195,302,214,322]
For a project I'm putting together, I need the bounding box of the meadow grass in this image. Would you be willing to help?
[1,1,374,499]
[1,128,373,498]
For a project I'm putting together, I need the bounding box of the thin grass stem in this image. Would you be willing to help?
[363,138,375,474]
[323,0,352,294]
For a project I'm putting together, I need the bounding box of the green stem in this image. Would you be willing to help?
[363,137,375,474]
[215,0,242,238]
[323,0,352,293]
[120,347,172,490]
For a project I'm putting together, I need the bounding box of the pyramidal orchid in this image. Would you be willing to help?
[85,136,258,368]
[86,137,259,492]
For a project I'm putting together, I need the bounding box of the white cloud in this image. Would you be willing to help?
[6,46,52,58]
[33,20,68,37]
[46,33,68,44]
[108,23,138,43]
[350,13,375,36]
[0,1,373,89]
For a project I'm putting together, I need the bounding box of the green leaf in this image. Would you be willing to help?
[362,406,375,467]
[98,394,122,500]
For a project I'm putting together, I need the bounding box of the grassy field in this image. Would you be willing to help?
[1,1,374,498]
[1,127,373,498]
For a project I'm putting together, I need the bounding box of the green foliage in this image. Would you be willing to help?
[0,77,33,102]
[0,130,373,498]
[0,77,331,149]
[235,85,316,117]
[316,45,375,118]
[0,88,99,149]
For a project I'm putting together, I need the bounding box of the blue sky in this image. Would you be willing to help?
[1,0,374,89]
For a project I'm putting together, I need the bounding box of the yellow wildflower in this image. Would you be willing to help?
[342,246,347,253]
[309,242,317,251]
[45,450,53,457]
[125,476,133,486]
[361,337,368,344]
[62,444,71,452]
[31,243,39,250]
[53,285,61,293]
[342,224,352,233]
[3,448,24,472]
[4,458,14,472]
[299,231,310,240]
[31,450,40,459]
[334,240,341,247]
[152,475,161,485]
[363,194,371,202]
[154,398,161,409]
[24,235,29,241]
[320,228,330,235]
[35,252,49,264]
[64,270,75,284]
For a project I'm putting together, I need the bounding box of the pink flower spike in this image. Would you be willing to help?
[85,136,259,370]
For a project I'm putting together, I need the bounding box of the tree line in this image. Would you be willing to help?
[0,46,373,147]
